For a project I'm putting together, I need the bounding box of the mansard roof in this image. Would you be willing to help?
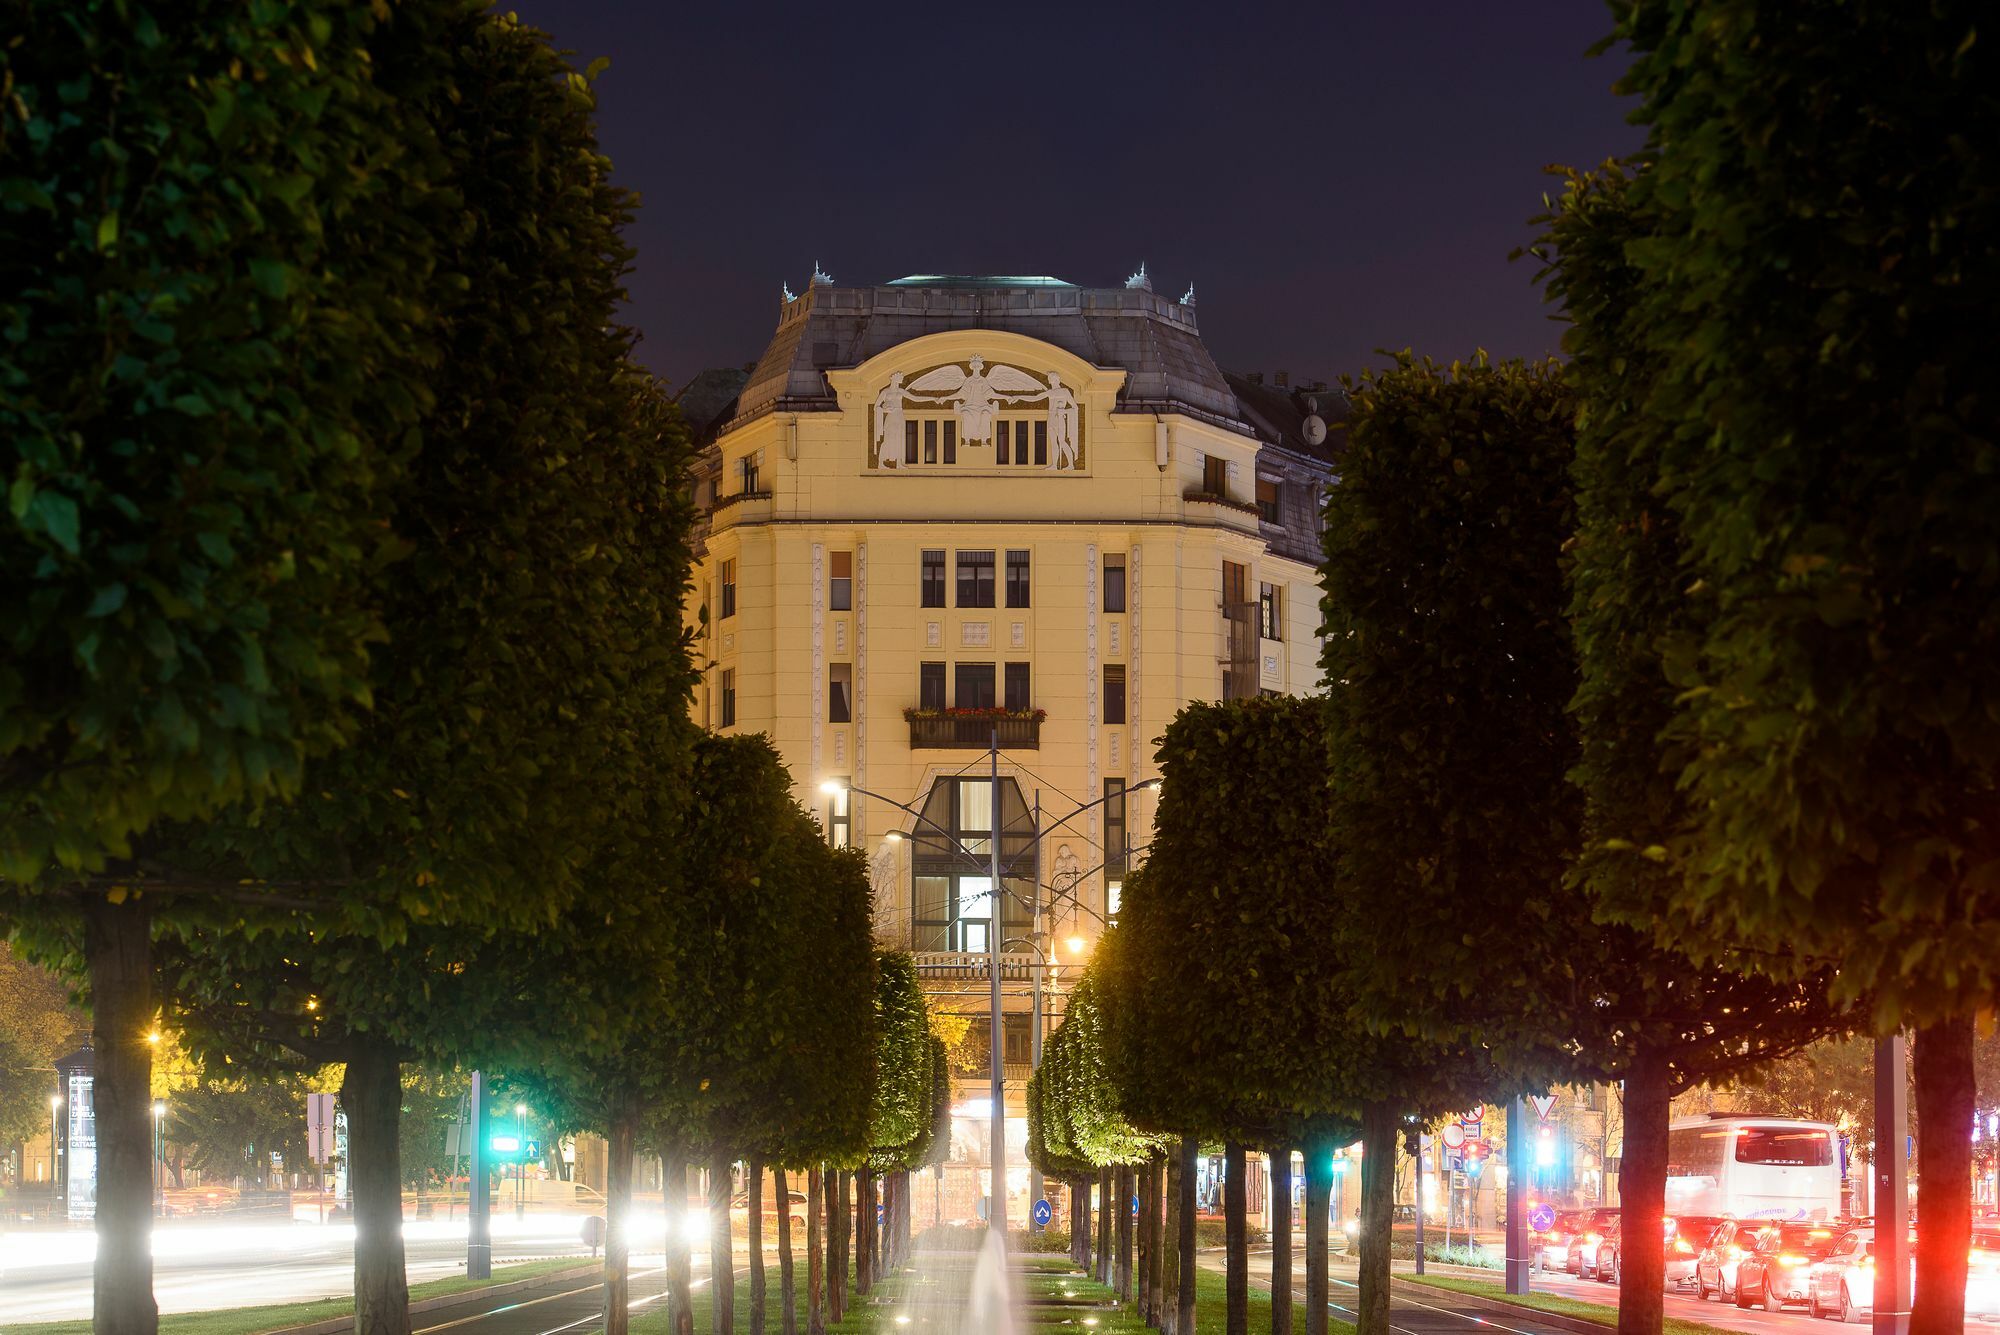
[729,276,1248,436]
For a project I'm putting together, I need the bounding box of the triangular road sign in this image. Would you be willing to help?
[1529,1093,1558,1121]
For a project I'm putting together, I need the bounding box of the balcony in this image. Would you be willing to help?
[1182,488,1263,533]
[905,708,1043,750]
[706,489,772,531]
[912,951,1040,981]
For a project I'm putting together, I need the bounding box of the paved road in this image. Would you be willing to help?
[0,1219,600,1323]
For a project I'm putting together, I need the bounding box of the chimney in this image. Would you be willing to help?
[1275,369,1290,388]
[1247,372,1264,386]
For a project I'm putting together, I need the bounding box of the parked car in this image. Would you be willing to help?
[1732,1221,1839,1311]
[1969,1229,2000,1320]
[1664,1215,1725,1289]
[1694,1218,1760,1302]
[1807,1226,1887,1322]
[1532,1209,1587,1273]
[1588,1215,1625,1283]
[1573,1208,1621,1280]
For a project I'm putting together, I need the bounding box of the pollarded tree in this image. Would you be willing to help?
[1555,9,1999,1331]
[1530,163,1861,1335]
[859,951,933,1292]
[0,4,453,1322]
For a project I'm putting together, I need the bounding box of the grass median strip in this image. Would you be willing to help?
[7,1256,595,1335]
[1405,1274,1745,1335]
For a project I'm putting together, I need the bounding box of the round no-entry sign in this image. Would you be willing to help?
[1440,1121,1467,1149]
[1033,1198,1053,1227]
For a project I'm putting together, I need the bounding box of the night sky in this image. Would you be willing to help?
[511,1,1641,391]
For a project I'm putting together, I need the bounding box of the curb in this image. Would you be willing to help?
[265,1263,602,1335]
[1390,1277,1612,1335]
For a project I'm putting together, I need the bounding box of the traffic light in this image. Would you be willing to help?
[1463,1139,1493,1177]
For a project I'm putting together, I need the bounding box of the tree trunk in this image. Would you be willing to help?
[84,893,158,1335]
[1138,1156,1156,1323]
[665,1146,693,1335]
[1176,1136,1197,1335]
[1304,1134,1332,1335]
[856,1166,874,1294]
[749,1158,767,1335]
[603,1112,636,1335]
[1151,1156,1168,1329]
[1160,1151,1168,1327]
[1115,1163,1134,1300]
[1356,1102,1396,1335]
[1077,1174,1093,1270]
[1225,1142,1247,1335]
[340,1035,410,1335]
[807,1163,826,1335]
[1615,1046,1670,1335]
[711,1151,735,1335]
[831,1168,849,1322]
[1912,1014,1974,1335]
[1270,1149,1293,1335]
[776,1167,797,1335]
[1098,1166,1114,1285]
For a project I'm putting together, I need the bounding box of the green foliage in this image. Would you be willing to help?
[1037,969,1166,1168]
[0,947,78,1145]
[1583,2,2000,1025]
[869,952,939,1169]
[1103,698,1363,1145]
[0,0,451,881]
[1320,352,1589,1092]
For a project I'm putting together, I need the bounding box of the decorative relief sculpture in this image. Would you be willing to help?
[867,356,1087,470]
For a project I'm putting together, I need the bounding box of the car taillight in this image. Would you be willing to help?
[1860,1256,1875,1270]
[1674,1239,1695,1254]
[1586,1233,1603,1244]
[1728,1246,1744,1260]
[1777,1254,1807,1266]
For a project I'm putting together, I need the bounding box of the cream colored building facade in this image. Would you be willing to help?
[683,273,1338,1223]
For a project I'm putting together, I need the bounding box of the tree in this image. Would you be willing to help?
[0,948,79,1148]
[861,951,936,1291]
[0,3,452,1322]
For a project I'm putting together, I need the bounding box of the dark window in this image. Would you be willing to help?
[1734,1127,1834,1167]
[920,661,947,711]
[904,420,919,465]
[956,550,995,608]
[827,780,850,848]
[943,421,957,464]
[1260,581,1281,640]
[1005,550,1031,608]
[1257,477,1283,524]
[996,421,1011,466]
[1002,1014,1031,1065]
[719,669,736,727]
[740,454,760,494]
[1105,778,1128,875]
[955,662,996,709]
[1034,421,1048,466]
[924,419,938,464]
[830,551,852,611]
[1104,664,1126,725]
[1202,453,1228,495]
[1004,662,1031,712]
[829,663,852,723]
[1104,554,1127,613]
[921,550,946,608]
[1223,560,1250,604]
[914,874,949,951]
[719,559,737,620]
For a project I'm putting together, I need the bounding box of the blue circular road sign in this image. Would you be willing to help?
[1528,1202,1556,1233]
[1033,1198,1053,1227]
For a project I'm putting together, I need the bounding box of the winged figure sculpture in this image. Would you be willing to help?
[905,355,1047,444]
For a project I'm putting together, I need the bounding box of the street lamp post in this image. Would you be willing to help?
[50,1093,61,1210]
[152,1101,166,1217]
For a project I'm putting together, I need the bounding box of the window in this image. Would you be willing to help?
[1734,1127,1834,1167]
[919,661,947,711]
[829,663,852,723]
[1103,664,1126,725]
[1004,662,1031,712]
[943,421,958,465]
[719,669,736,727]
[1034,421,1048,466]
[1005,550,1031,608]
[909,775,1032,952]
[996,421,1011,466]
[924,419,938,464]
[829,551,852,611]
[1223,560,1250,605]
[740,454,761,494]
[827,781,850,849]
[903,420,918,466]
[956,550,995,607]
[1259,581,1282,640]
[1257,477,1282,524]
[1202,453,1228,495]
[1103,553,1126,613]
[1002,1014,1032,1065]
[921,549,946,608]
[955,662,996,710]
[1104,778,1128,875]
[719,559,737,620]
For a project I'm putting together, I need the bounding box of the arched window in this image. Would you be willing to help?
[910,776,1034,953]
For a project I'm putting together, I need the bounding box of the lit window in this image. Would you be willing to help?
[827,780,850,848]
[719,669,736,728]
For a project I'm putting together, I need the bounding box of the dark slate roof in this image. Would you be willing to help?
[673,367,750,441]
[728,277,1251,436]
[1224,372,1348,467]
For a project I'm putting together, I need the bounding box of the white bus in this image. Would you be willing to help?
[1664,1115,1842,1222]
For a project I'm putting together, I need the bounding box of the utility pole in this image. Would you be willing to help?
[1505,1096,1530,1295]
[1028,790,1043,1232]
[468,1070,491,1279]
[1874,1034,1910,1335]
[988,731,1007,1242]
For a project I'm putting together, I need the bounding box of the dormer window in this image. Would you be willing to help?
[739,454,760,495]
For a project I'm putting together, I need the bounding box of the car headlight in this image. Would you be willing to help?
[679,1211,710,1246]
